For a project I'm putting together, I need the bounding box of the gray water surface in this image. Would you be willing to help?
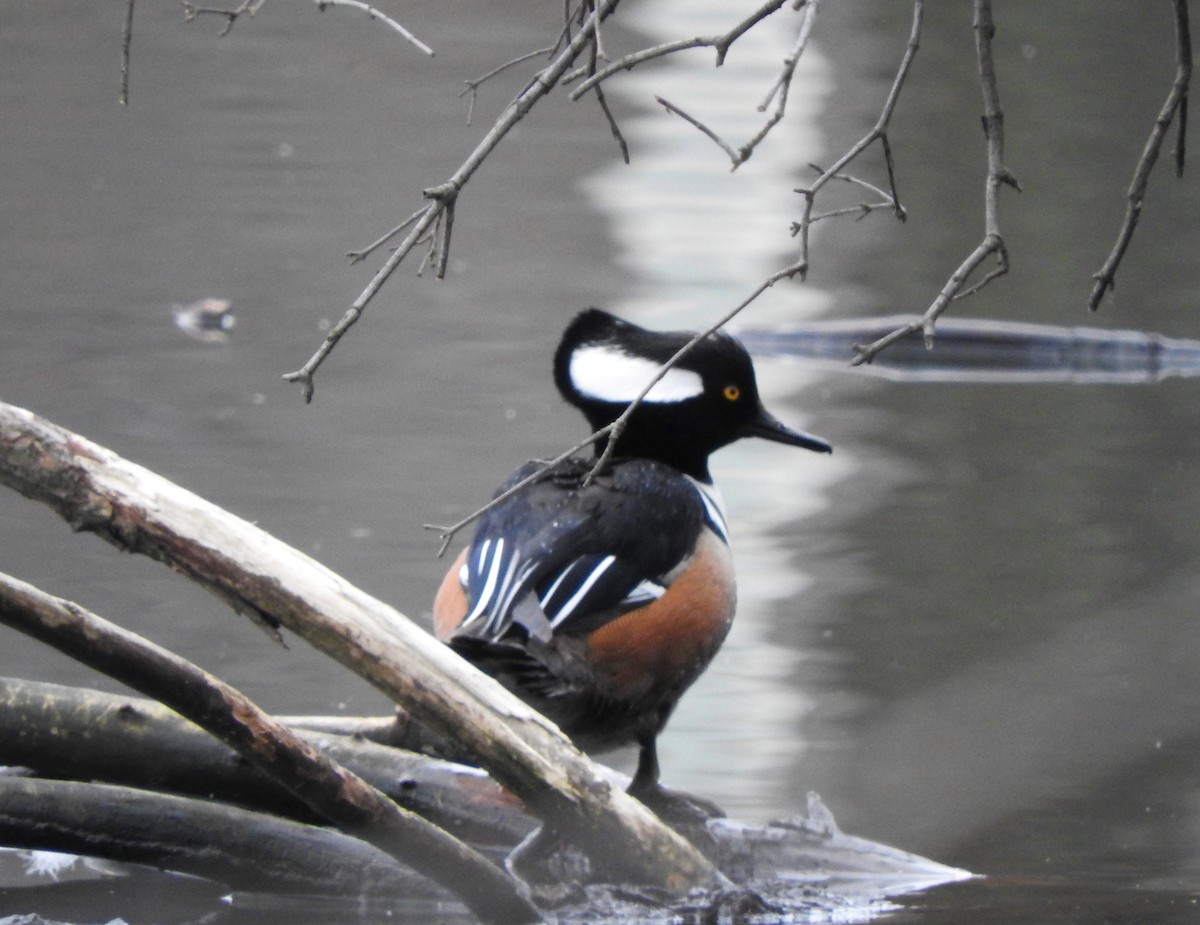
[3,2,1200,923]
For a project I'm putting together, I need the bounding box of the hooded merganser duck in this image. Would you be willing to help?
[434,308,831,812]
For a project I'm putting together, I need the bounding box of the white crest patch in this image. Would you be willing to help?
[569,344,704,404]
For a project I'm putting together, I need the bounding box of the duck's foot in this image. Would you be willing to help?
[627,780,726,830]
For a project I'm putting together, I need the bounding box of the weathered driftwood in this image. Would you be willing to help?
[0,399,717,891]
[0,677,975,911]
[0,571,539,925]
[0,677,532,847]
[0,776,427,897]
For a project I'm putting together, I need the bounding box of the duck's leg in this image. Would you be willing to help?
[627,734,724,825]
[627,735,661,801]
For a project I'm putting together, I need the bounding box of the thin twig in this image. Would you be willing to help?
[346,206,426,263]
[585,14,629,163]
[854,0,1017,365]
[793,0,920,281]
[434,198,454,279]
[570,0,790,100]
[424,426,613,555]
[180,0,266,36]
[459,46,554,125]
[1088,0,1192,310]
[574,0,804,169]
[595,83,630,163]
[655,96,739,161]
[427,262,809,550]
[314,0,434,57]
[120,0,135,106]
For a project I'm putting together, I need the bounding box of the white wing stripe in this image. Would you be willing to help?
[549,554,617,628]
[621,578,666,607]
[538,564,574,612]
[464,536,505,627]
[688,478,730,545]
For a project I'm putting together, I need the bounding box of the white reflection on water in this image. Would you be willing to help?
[582,0,852,816]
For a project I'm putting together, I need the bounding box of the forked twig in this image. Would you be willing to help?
[283,0,622,402]
[853,0,1017,365]
[1089,0,1192,310]
[346,207,427,263]
[570,0,791,99]
[180,0,267,36]
[459,47,554,125]
[590,0,813,170]
[792,0,920,281]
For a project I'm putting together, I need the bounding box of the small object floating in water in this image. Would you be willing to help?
[173,298,235,343]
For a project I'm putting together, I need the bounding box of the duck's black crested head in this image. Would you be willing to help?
[553,308,830,482]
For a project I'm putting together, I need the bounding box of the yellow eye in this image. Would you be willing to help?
[723,384,741,401]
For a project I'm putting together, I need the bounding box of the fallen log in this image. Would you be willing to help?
[0,570,539,925]
[0,676,531,847]
[0,398,718,892]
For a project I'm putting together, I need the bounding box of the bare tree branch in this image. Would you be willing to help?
[1089,0,1192,310]
[459,47,556,125]
[0,677,533,846]
[0,571,537,923]
[570,0,792,99]
[854,0,1017,365]
[180,0,267,36]
[792,0,920,281]
[0,399,720,892]
[283,0,624,402]
[0,776,423,898]
[313,0,434,57]
[575,0,809,168]
[346,205,426,263]
[120,0,135,106]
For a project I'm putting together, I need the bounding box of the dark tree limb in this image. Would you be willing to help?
[0,400,720,893]
[1089,0,1192,310]
[0,677,534,848]
[0,776,423,898]
[0,571,539,925]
